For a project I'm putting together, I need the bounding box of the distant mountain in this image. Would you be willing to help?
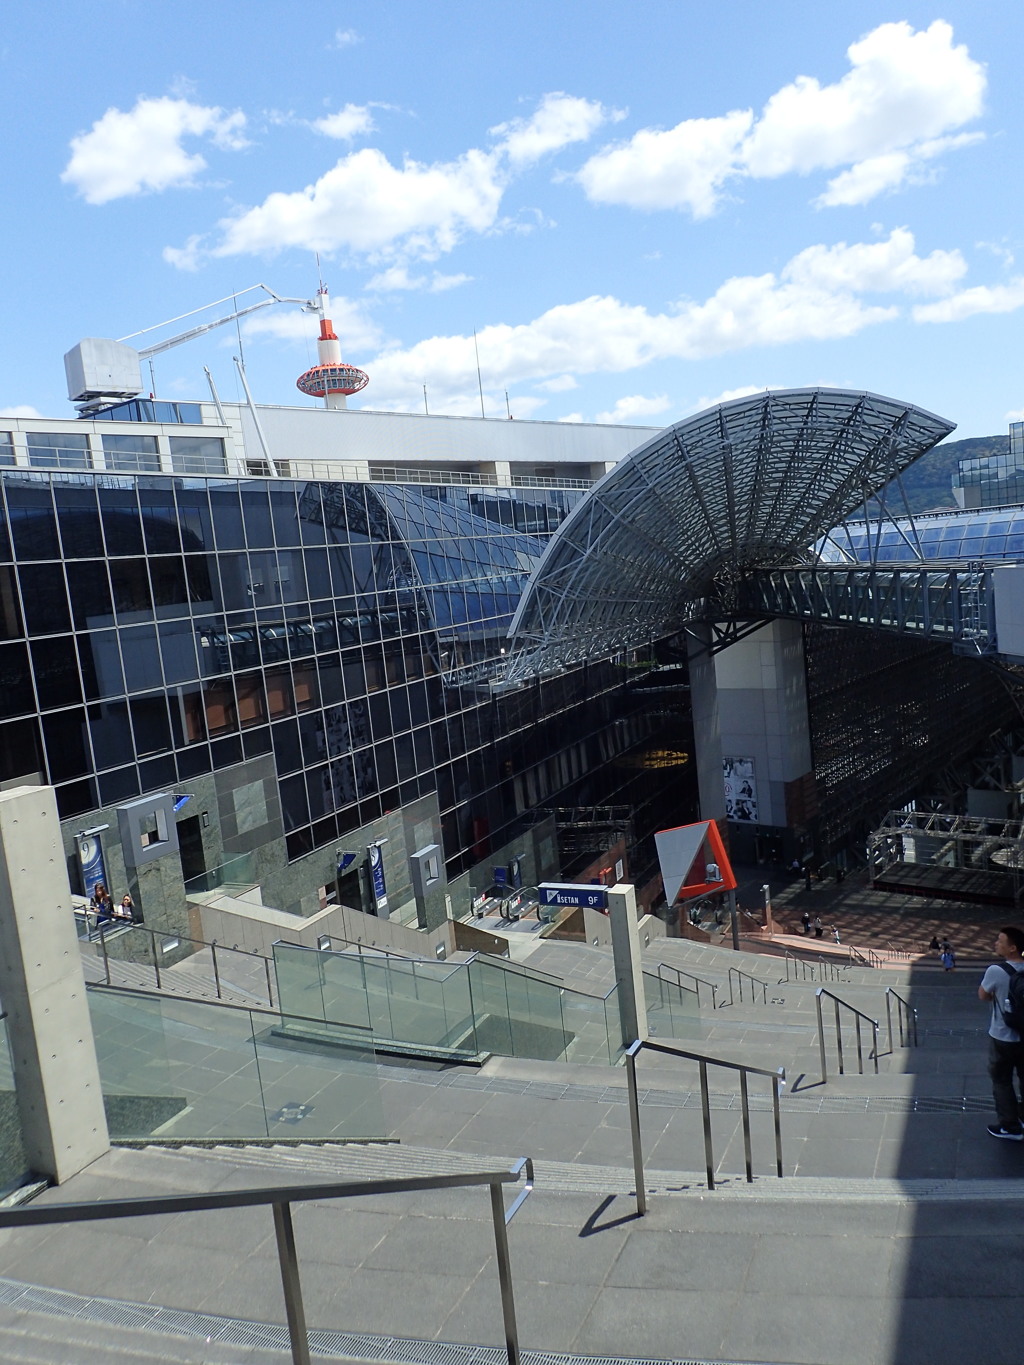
[873,434,1009,514]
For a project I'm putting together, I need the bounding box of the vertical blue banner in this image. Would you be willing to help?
[367,843,389,914]
[76,833,108,898]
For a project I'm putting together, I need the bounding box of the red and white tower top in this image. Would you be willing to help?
[296,287,369,409]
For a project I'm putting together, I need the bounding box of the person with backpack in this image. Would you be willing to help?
[978,925,1024,1140]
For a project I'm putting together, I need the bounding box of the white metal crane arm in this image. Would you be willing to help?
[122,284,319,360]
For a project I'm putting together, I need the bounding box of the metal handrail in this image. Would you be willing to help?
[725,965,768,1006]
[815,987,879,1081]
[0,1159,535,1365]
[778,949,816,983]
[625,1038,785,1206]
[657,960,718,1009]
[885,986,919,1051]
[885,940,913,961]
[95,921,286,1007]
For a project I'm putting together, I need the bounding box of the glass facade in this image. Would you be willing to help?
[820,507,1024,564]
[0,469,686,886]
[954,428,1024,509]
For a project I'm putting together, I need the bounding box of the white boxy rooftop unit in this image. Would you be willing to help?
[64,338,143,409]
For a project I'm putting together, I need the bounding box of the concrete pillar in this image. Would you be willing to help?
[608,883,646,1049]
[0,786,109,1183]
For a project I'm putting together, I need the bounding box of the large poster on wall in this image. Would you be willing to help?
[723,756,758,822]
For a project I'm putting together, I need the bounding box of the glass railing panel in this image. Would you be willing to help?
[183,851,259,896]
[467,957,514,1056]
[0,1016,30,1195]
[643,971,701,1042]
[561,982,618,1065]
[516,970,569,1060]
[88,986,275,1140]
[274,943,327,1029]
[87,985,384,1141]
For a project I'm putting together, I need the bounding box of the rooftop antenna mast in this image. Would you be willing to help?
[474,330,485,419]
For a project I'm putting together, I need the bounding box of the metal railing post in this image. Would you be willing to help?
[698,1059,715,1191]
[489,1180,522,1365]
[834,997,844,1074]
[739,1070,753,1183]
[264,951,275,1008]
[99,923,111,986]
[855,1016,864,1074]
[872,1020,879,1074]
[272,1201,311,1365]
[772,1071,784,1178]
[211,942,222,1000]
[625,1043,647,1215]
[885,989,894,1052]
[816,989,827,1083]
[151,928,162,991]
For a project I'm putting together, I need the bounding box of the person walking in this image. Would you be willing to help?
[813,915,824,939]
[801,910,811,936]
[940,945,956,971]
[978,926,1024,1140]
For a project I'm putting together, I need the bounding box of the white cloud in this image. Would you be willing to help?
[817,133,982,207]
[536,374,578,392]
[168,92,610,268]
[575,21,985,215]
[491,93,617,166]
[332,29,360,48]
[243,296,382,354]
[782,228,966,297]
[0,405,42,418]
[358,229,955,411]
[365,265,471,292]
[62,96,247,204]
[595,394,671,424]
[912,280,1024,324]
[576,110,753,217]
[209,146,504,261]
[1005,409,1024,423]
[162,233,205,271]
[557,413,584,423]
[313,104,375,140]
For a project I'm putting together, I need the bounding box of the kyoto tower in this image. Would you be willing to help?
[296,286,369,409]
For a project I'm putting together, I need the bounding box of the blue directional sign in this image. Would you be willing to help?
[539,882,608,910]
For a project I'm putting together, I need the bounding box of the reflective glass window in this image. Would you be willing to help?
[374,740,397,790]
[175,486,214,550]
[31,635,83,710]
[318,656,343,705]
[120,624,163,691]
[303,548,332,600]
[139,489,183,555]
[185,555,215,605]
[242,725,272,759]
[0,642,34,716]
[68,560,114,629]
[53,484,103,558]
[0,566,22,640]
[173,685,207,745]
[102,434,160,473]
[150,557,191,613]
[280,773,309,831]
[265,668,294,718]
[55,778,98,820]
[292,664,318,712]
[203,678,238,736]
[270,488,301,545]
[168,436,227,476]
[78,630,122,699]
[7,483,60,559]
[306,765,330,820]
[110,559,154,617]
[298,710,326,765]
[0,433,14,467]
[139,753,177,793]
[210,485,245,549]
[298,485,327,544]
[272,717,301,774]
[43,708,90,781]
[0,716,42,783]
[177,742,211,778]
[99,766,140,805]
[130,694,172,755]
[27,433,91,471]
[329,753,356,807]
[99,485,145,555]
[235,672,267,729]
[240,485,273,548]
[19,563,71,634]
[211,735,243,770]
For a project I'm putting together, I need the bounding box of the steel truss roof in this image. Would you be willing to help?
[505,388,954,680]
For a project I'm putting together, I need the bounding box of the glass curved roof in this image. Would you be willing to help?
[819,507,1024,564]
[506,388,954,679]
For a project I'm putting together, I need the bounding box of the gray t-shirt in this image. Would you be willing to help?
[981,960,1024,1042]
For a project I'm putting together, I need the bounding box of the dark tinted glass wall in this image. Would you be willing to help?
[0,470,617,874]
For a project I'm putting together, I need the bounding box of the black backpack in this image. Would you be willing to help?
[998,962,1024,1034]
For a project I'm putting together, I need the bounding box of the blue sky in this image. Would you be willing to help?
[2,1,1023,436]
